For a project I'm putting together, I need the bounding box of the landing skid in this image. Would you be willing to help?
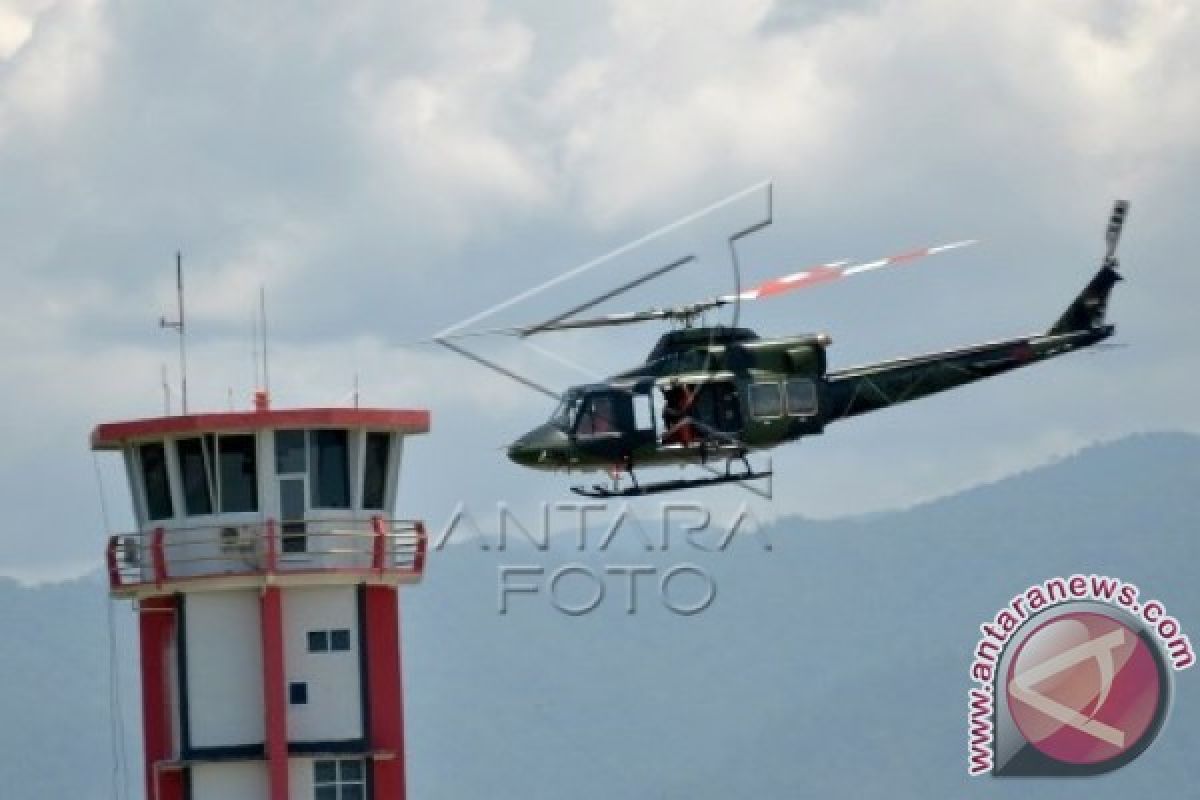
[571,469,772,498]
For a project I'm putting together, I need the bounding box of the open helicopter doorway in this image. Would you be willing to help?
[660,380,743,447]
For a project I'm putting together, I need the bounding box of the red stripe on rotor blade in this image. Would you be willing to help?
[886,247,931,264]
[754,265,843,298]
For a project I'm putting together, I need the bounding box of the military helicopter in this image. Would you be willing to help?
[474,201,1130,497]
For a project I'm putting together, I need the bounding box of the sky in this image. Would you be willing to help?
[1,0,1198,578]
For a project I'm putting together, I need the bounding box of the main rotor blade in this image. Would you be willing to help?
[521,255,695,337]
[516,308,675,334]
[717,239,977,304]
[429,238,979,342]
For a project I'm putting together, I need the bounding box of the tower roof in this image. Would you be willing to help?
[91,407,430,450]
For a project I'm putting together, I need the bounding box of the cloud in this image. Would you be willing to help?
[0,0,108,137]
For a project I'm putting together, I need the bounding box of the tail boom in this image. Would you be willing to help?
[824,327,1112,422]
[825,199,1129,423]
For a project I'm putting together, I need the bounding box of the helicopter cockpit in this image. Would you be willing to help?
[509,378,748,472]
[550,386,637,438]
[504,385,652,470]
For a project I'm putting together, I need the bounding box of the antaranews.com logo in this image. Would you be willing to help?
[967,574,1193,777]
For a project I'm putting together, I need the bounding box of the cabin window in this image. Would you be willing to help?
[633,393,655,432]
[362,432,391,510]
[138,442,174,521]
[310,429,351,509]
[786,378,818,417]
[217,434,258,513]
[176,437,214,516]
[749,382,783,418]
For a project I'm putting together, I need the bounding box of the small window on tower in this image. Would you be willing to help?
[307,631,329,653]
[330,629,351,652]
[314,759,365,800]
[138,442,174,521]
[288,681,308,705]
[362,432,391,510]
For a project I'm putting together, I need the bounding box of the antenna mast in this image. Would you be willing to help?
[160,363,171,415]
[260,286,270,396]
[159,252,188,414]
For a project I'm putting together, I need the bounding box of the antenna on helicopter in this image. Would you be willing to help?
[159,252,188,414]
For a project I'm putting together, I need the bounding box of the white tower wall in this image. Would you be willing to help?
[283,586,363,743]
[184,590,266,748]
[192,762,269,799]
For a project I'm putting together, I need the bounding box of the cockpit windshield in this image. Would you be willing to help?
[549,388,627,436]
[550,390,583,430]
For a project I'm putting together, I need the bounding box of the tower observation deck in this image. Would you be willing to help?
[92,400,430,800]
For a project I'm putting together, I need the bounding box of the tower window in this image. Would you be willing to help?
[217,434,259,513]
[330,629,351,652]
[176,437,214,516]
[288,681,308,705]
[362,432,391,510]
[314,759,365,800]
[137,442,174,521]
[307,629,352,653]
[275,429,307,474]
[310,429,350,509]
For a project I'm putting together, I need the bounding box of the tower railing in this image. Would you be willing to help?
[106,517,427,594]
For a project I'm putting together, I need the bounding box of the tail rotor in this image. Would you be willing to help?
[1104,199,1130,267]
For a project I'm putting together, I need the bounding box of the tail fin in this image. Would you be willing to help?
[1048,200,1129,336]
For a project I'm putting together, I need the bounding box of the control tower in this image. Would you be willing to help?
[92,397,429,800]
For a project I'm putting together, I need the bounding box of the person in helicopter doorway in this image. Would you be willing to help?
[662,382,699,446]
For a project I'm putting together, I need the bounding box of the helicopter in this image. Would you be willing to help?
[467,200,1130,498]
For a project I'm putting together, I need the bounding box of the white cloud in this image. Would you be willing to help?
[348,5,550,235]
[0,0,107,136]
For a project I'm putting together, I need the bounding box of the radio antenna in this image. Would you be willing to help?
[251,306,260,392]
[159,252,188,414]
[259,286,270,396]
[160,363,171,415]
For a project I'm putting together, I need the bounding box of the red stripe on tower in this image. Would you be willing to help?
[139,596,185,800]
[261,587,289,800]
[365,585,408,799]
